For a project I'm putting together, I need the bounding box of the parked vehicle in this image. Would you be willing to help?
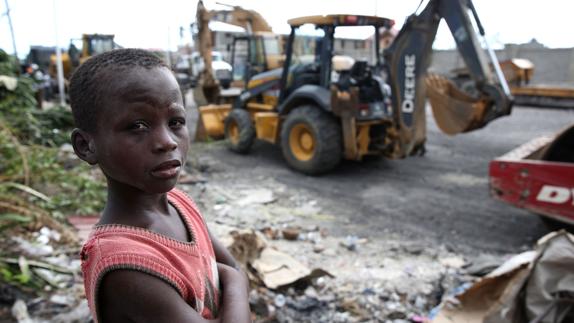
[490,125,574,227]
[194,0,283,103]
[197,0,513,175]
[174,51,232,89]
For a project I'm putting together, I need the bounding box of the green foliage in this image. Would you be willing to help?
[0,75,39,140]
[0,75,74,147]
[0,213,31,231]
[0,48,75,147]
[0,259,45,290]
[0,48,19,76]
[32,105,75,147]
[0,48,105,232]
[0,139,106,218]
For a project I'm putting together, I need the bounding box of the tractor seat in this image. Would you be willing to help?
[332,55,355,72]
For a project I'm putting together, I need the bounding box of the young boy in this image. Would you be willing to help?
[69,48,251,323]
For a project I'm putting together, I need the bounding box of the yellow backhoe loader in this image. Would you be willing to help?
[453,58,574,108]
[198,0,514,175]
[48,34,117,81]
[194,1,283,104]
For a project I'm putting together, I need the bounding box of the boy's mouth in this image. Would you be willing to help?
[150,160,181,179]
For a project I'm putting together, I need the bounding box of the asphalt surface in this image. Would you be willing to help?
[191,104,574,255]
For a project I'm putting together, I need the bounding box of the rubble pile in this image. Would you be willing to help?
[178,153,482,322]
[0,226,90,323]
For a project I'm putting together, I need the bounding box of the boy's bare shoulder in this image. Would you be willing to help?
[99,269,213,323]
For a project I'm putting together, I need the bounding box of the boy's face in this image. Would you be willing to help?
[90,66,189,194]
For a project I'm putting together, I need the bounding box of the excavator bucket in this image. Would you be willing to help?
[425,74,491,135]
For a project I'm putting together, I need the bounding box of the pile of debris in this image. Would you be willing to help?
[177,166,478,322]
[1,226,90,323]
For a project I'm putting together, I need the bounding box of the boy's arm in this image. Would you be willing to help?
[99,268,251,323]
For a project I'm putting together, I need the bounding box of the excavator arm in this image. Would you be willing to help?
[384,0,513,157]
[208,2,273,33]
[195,0,219,103]
[194,1,275,103]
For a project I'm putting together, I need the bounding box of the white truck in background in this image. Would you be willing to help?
[174,51,232,89]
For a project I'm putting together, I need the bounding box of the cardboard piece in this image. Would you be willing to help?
[226,229,333,290]
[433,231,574,323]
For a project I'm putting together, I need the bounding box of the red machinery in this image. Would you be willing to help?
[489,126,574,225]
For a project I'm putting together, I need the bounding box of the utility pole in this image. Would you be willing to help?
[52,0,66,106]
[166,26,172,67]
[3,0,18,61]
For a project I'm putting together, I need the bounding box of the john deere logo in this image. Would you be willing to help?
[402,55,416,113]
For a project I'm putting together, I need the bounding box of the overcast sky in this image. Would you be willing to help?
[1,0,573,59]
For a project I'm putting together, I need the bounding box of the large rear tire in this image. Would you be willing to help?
[281,106,342,175]
[224,109,255,154]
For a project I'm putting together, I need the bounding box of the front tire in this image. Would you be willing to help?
[281,106,342,175]
[224,109,255,154]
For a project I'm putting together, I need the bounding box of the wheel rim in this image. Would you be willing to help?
[228,121,239,145]
[289,123,315,161]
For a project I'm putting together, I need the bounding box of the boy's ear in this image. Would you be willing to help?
[71,128,98,165]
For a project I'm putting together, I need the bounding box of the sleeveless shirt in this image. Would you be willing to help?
[80,188,220,322]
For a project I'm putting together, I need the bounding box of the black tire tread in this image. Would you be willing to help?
[224,109,255,154]
[281,106,342,175]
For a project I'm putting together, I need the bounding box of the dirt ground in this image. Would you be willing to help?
[186,100,573,254]
[178,100,574,321]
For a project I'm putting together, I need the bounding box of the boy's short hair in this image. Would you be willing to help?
[69,48,168,132]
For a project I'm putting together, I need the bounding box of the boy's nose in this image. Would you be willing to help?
[153,127,178,152]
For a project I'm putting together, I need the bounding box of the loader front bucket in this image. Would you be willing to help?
[425,74,491,135]
[197,104,231,139]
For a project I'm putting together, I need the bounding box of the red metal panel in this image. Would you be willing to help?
[489,159,574,225]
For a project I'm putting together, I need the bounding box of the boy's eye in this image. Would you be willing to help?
[169,118,186,129]
[128,121,149,131]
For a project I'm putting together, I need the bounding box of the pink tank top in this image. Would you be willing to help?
[80,188,220,322]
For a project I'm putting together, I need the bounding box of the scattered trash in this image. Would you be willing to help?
[49,294,74,306]
[236,188,275,206]
[463,253,507,276]
[281,226,300,241]
[50,299,91,323]
[274,294,286,308]
[226,230,267,270]
[432,230,574,323]
[340,235,367,251]
[313,244,326,253]
[11,299,32,323]
[260,226,280,240]
[252,247,330,289]
[11,236,54,257]
[37,226,62,243]
[439,256,466,269]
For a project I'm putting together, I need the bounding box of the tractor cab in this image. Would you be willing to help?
[278,15,394,105]
[229,32,283,87]
[68,34,116,67]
